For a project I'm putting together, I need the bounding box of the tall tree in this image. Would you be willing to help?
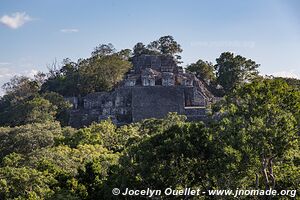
[0,121,62,159]
[148,35,183,56]
[2,76,40,103]
[215,52,259,92]
[117,48,132,61]
[133,42,159,57]
[133,36,183,61]
[20,97,58,125]
[186,59,216,82]
[42,92,72,126]
[41,59,80,96]
[0,167,57,200]
[91,43,116,57]
[213,79,300,190]
[79,54,131,94]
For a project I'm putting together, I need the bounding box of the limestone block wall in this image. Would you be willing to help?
[131,86,185,122]
[69,85,210,127]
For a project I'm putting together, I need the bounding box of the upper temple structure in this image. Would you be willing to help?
[68,54,216,127]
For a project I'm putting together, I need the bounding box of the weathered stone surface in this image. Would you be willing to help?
[131,86,185,122]
[68,54,216,127]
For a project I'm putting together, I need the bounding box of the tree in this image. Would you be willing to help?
[215,52,259,92]
[62,119,141,153]
[0,122,62,159]
[23,97,57,124]
[41,59,80,96]
[186,59,216,82]
[133,112,187,137]
[95,121,219,199]
[274,77,300,89]
[0,167,57,200]
[0,76,39,126]
[213,79,300,191]
[0,96,58,126]
[42,45,132,96]
[148,35,183,56]
[78,113,218,199]
[34,72,47,88]
[91,43,116,57]
[79,54,131,93]
[133,42,159,57]
[23,144,115,177]
[133,42,147,56]
[1,76,40,107]
[133,36,183,62]
[42,92,72,126]
[117,49,132,61]
[0,75,63,126]
[2,76,39,99]
[71,153,119,200]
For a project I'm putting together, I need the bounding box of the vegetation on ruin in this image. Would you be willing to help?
[0,36,299,199]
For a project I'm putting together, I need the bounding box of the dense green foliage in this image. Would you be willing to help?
[41,35,182,97]
[133,35,183,62]
[215,52,260,93]
[78,54,131,94]
[0,74,72,127]
[0,37,299,199]
[41,47,132,96]
[0,79,299,199]
[212,79,300,195]
[186,59,215,82]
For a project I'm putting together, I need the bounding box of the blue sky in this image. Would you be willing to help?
[0,0,300,95]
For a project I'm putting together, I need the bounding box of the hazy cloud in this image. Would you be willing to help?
[0,68,39,96]
[272,70,299,79]
[23,69,38,78]
[0,67,14,79]
[60,28,79,33]
[0,62,11,66]
[0,12,32,29]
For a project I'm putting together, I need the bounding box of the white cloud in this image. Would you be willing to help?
[0,67,13,78]
[60,28,79,33]
[23,69,38,78]
[0,67,39,96]
[0,12,32,29]
[0,62,11,66]
[272,70,299,79]
[0,67,38,79]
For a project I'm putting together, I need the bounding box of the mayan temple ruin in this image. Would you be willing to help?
[68,54,216,127]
